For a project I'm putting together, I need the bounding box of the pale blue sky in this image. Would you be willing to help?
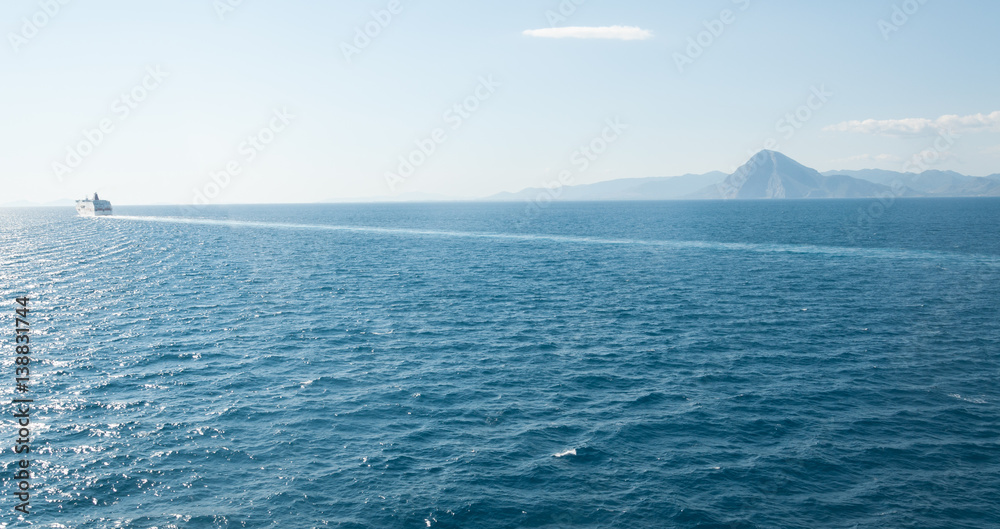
[2,0,999,204]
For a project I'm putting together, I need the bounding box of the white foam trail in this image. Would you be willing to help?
[110,215,1000,265]
[553,449,577,458]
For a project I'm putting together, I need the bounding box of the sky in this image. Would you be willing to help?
[2,0,999,205]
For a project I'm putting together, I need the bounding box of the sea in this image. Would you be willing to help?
[1,199,998,528]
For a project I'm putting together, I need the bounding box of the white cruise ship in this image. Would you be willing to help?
[76,193,113,216]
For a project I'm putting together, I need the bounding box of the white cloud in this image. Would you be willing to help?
[522,26,653,41]
[825,111,1000,136]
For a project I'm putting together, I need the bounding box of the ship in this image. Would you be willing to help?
[76,193,113,216]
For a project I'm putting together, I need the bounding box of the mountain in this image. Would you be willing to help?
[691,150,909,199]
[822,169,1000,197]
[478,150,999,202]
[321,192,464,203]
[485,172,728,201]
[0,199,76,208]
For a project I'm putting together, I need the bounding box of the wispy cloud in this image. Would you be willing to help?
[825,111,1000,137]
[522,26,653,41]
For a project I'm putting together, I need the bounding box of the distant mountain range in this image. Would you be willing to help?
[486,150,1000,201]
[818,168,1000,197]
[0,198,76,208]
[485,172,728,202]
[324,191,462,203]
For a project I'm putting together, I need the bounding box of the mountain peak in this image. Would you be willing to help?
[719,151,819,198]
[748,149,806,167]
[699,150,898,199]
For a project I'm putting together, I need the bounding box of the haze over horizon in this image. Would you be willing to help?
[3,0,1000,205]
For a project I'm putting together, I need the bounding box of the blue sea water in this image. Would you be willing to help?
[1,199,999,528]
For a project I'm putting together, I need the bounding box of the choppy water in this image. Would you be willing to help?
[1,200,999,528]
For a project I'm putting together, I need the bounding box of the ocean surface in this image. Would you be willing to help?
[1,199,999,528]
